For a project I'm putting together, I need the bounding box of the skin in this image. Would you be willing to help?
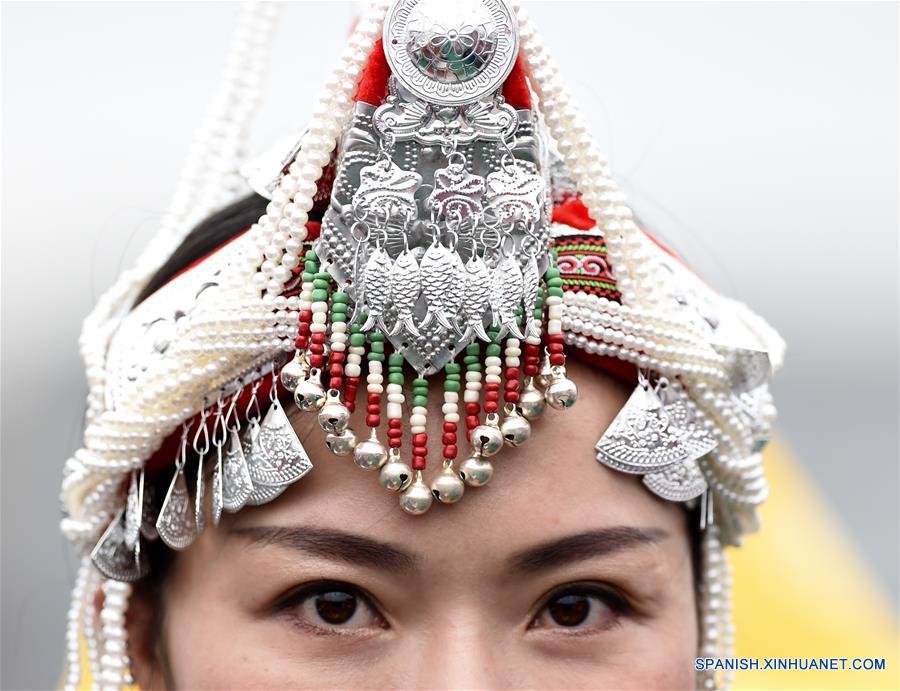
[126,359,697,689]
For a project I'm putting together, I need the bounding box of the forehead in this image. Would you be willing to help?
[233,359,688,553]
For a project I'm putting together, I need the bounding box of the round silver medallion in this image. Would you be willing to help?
[383,0,519,106]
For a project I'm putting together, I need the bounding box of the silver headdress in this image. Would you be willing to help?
[60,2,783,689]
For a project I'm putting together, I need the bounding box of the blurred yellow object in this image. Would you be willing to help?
[731,439,899,690]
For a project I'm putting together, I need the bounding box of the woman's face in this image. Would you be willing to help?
[128,360,697,689]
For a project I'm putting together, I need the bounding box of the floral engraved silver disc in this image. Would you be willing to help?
[383,0,519,106]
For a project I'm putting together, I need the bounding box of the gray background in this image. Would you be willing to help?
[2,2,897,689]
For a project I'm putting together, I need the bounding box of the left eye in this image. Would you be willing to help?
[532,588,624,631]
[283,584,384,631]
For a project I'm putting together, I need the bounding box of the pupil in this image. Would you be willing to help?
[548,594,590,627]
[314,591,357,624]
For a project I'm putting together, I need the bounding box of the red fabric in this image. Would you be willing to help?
[355,39,391,105]
[552,197,597,231]
[502,54,532,109]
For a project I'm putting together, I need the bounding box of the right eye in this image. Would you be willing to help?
[277,581,386,634]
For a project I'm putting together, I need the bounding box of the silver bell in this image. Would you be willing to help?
[354,431,388,470]
[536,357,553,389]
[545,368,579,410]
[430,464,465,503]
[459,454,494,487]
[500,407,531,447]
[470,415,503,457]
[325,427,357,456]
[280,354,308,393]
[518,377,547,420]
[318,391,351,434]
[399,471,433,515]
[294,371,326,411]
[379,451,413,492]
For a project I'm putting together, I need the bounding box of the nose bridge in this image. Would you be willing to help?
[411,602,509,689]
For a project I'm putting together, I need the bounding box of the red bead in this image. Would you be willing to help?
[412,433,427,446]
[485,391,500,402]
[297,323,311,336]
[368,393,380,404]
[366,404,380,414]
[294,337,308,349]
[443,445,457,459]
[484,401,499,413]
[548,343,564,354]
[546,334,565,344]
[311,332,327,343]
[505,367,520,379]
[329,364,343,377]
[524,365,538,376]
[413,445,427,457]
[366,414,380,427]
[387,428,403,438]
[310,355,324,368]
[330,351,345,364]
[441,432,456,445]
[412,456,426,470]
[549,353,565,366]
[328,377,342,389]
[389,419,402,428]
[443,421,457,432]
[389,438,402,448]
[465,402,480,415]
[504,379,521,392]
[506,392,520,403]
[466,415,480,430]
[309,343,325,355]
[298,309,312,322]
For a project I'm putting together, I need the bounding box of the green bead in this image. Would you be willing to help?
[332,301,348,312]
[371,342,385,354]
[486,344,502,357]
[311,289,328,302]
[412,378,428,388]
[544,268,560,280]
[301,271,314,282]
[445,373,460,382]
[305,250,319,262]
[466,362,482,371]
[547,287,564,298]
[314,271,330,280]
[463,355,480,365]
[444,363,461,374]
[466,343,480,355]
[412,395,428,408]
[388,373,404,385]
[368,331,385,342]
[444,380,461,392]
[367,352,385,362]
[547,278,563,288]
[332,292,349,304]
[313,279,329,291]
[349,333,366,347]
[388,353,405,367]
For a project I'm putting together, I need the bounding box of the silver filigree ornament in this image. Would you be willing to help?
[642,458,709,502]
[247,397,313,487]
[374,96,519,146]
[91,507,149,582]
[156,426,198,551]
[383,0,520,107]
[354,157,422,219]
[485,160,546,224]
[595,374,717,476]
[222,427,255,513]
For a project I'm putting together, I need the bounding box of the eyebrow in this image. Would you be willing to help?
[231,525,419,574]
[508,527,668,574]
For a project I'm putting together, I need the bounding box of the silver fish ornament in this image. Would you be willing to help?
[521,253,541,339]
[360,246,393,332]
[419,241,456,332]
[444,251,466,334]
[388,248,422,337]
[491,255,525,339]
[461,254,492,342]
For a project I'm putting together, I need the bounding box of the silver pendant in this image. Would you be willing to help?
[91,508,149,582]
[123,469,143,550]
[382,0,519,107]
[139,479,158,542]
[194,453,206,534]
[388,247,422,337]
[246,400,314,486]
[521,253,541,339]
[155,465,197,550]
[595,378,716,475]
[427,161,486,220]
[211,445,223,526]
[222,429,255,512]
[485,164,545,224]
[359,246,394,333]
[419,239,457,331]
[461,254,492,341]
[490,254,525,339]
[642,458,709,502]
[353,158,422,219]
[245,482,289,507]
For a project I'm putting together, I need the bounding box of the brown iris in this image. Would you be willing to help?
[314,591,357,625]
[546,593,591,627]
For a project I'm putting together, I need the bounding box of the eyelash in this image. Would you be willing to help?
[272,580,387,636]
[528,583,631,635]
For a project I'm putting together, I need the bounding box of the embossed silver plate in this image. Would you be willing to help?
[383,0,519,106]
